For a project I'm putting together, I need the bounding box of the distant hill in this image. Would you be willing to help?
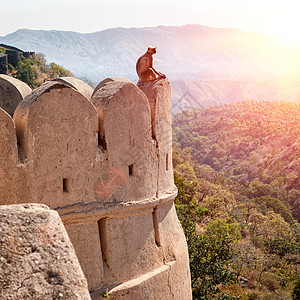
[1,25,300,81]
[1,25,300,106]
[171,79,300,114]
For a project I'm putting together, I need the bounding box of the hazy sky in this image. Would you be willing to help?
[1,0,299,39]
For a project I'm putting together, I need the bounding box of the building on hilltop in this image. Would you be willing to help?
[0,76,192,299]
[0,43,35,75]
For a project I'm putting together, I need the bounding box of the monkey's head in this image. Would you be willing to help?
[147,46,157,55]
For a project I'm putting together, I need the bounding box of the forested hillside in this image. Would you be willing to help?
[173,100,300,299]
[2,51,74,89]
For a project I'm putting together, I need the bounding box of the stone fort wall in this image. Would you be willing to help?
[0,53,8,74]
[0,76,192,299]
[0,43,35,75]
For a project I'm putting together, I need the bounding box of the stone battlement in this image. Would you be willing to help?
[0,76,192,299]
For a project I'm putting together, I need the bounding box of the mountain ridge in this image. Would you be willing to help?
[1,25,300,107]
[0,24,289,81]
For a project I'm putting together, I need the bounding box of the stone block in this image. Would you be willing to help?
[0,203,90,299]
[0,74,31,116]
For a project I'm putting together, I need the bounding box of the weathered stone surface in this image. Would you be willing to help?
[13,81,98,207]
[0,74,31,116]
[54,76,93,100]
[0,107,24,205]
[0,108,17,197]
[92,77,129,98]
[138,78,175,196]
[105,212,164,281]
[157,202,192,298]
[0,203,90,300]
[65,222,104,291]
[90,204,191,300]
[91,77,158,201]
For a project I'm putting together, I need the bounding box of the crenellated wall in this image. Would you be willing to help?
[0,76,192,299]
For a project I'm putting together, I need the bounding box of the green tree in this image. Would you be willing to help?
[232,239,269,281]
[48,62,73,79]
[190,219,239,299]
[253,196,294,224]
[174,171,197,205]
[292,276,300,300]
[265,237,300,258]
[176,200,239,300]
[202,192,236,219]
[15,57,37,89]
[7,63,15,71]
[33,53,47,72]
[256,211,292,240]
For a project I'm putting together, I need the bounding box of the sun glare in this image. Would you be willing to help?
[279,35,300,47]
[276,28,300,47]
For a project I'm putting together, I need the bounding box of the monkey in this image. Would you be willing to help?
[136,46,166,82]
